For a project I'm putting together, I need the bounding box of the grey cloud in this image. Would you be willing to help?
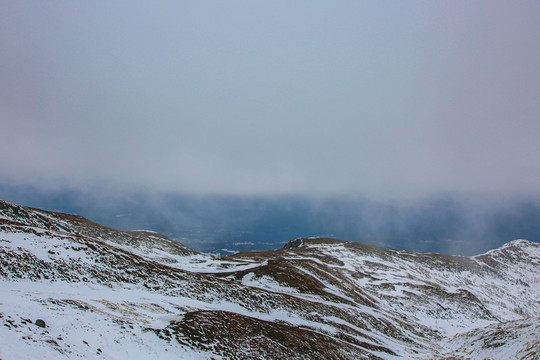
[2,1,540,198]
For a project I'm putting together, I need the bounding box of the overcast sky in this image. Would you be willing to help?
[1,1,540,199]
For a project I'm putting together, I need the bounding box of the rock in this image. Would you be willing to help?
[35,319,46,328]
[282,238,303,249]
[268,257,286,265]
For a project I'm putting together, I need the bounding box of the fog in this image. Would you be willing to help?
[2,2,540,253]
[2,2,540,199]
[2,183,539,256]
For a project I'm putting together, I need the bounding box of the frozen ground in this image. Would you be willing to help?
[1,200,539,359]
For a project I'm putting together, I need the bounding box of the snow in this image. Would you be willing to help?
[0,281,219,360]
[2,200,539,360]
[440,317,540,360]
[131,230,160,234]
[241,273,302,296]
[99,239,263,273]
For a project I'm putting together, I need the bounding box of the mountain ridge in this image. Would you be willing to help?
[1,199,539,359]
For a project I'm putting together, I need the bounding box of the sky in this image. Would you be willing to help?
[2,1,540,199]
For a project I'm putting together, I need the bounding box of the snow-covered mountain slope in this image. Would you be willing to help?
[1,199,539,359]
[441,317,540,360]
[229,237,540,334]
[0,199,197,258]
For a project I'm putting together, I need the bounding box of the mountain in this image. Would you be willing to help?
[1,199,539,359]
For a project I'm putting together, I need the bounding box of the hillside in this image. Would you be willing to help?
[1,199,539,359]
